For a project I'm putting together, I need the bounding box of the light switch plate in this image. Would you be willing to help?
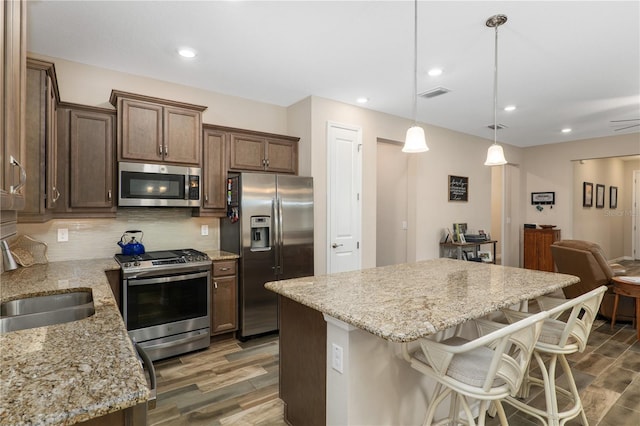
[331,343,343,373]
[201,225,209,236]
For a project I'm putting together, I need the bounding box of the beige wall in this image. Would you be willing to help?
[573,157,625,258]
[29,53,289,134]
[305,96,507,273]
[522,133,639,260]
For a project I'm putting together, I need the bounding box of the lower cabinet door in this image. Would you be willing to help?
[211,275,237,334]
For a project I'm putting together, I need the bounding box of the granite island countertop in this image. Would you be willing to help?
[0,259,150,426]
[265,258,580,343]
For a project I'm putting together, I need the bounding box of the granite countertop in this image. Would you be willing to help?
[0,259,150,426]
[205,250,239,261]
[265,258,580,343]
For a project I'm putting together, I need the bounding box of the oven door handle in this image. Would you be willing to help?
[127,271,210,286]
[141,333,207,352]
[134,341,157,410]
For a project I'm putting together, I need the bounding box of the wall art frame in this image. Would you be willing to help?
[609,186,618,209]
[448,175,468,202]
[583,182,593,207]
[596,184,605,208]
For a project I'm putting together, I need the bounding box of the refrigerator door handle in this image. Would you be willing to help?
[278,197,284,276]
[272,197,280,274]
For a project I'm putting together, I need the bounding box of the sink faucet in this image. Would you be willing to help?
[1,240,18,271]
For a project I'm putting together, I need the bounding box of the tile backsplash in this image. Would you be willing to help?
[16,208,220,262]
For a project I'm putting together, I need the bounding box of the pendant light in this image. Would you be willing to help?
[484,14,508,166]
[402,0,428,153]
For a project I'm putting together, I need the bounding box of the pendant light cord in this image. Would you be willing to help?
[412,0,418,126]
[493,24,498,145]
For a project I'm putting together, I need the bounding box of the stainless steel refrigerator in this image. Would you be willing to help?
[220,172,314,339]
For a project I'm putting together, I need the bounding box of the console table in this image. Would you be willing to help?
[439,240,497,264]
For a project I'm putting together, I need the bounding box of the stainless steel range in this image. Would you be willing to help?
[115,249,211,361]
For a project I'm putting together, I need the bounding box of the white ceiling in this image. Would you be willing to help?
[27,0,640,148]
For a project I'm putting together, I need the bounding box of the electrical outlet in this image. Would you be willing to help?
[331,343,343,373]
[402,221,408,230]
[57,228,69,242]
[201,224,209,236]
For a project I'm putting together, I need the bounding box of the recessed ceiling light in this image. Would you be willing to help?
[504,105,516,112]
[561,128,572,133]
[178,48,197,58]
[356,97,369,104]
[427,68,443,77]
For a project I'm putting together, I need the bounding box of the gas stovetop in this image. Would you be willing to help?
[115,249,211,274]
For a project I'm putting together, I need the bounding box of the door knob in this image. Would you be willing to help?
[332,243,343,249]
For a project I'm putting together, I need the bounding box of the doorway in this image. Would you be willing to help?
[376,138,408,267]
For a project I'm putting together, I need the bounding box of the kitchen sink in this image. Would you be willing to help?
[0,290,95,334]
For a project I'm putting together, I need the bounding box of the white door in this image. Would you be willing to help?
[327,122,362,274]
[634,170,640,260]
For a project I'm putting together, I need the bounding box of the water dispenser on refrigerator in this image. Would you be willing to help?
[250,216,271,251]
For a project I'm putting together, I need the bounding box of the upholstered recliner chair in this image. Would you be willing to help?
[551,240,635,322]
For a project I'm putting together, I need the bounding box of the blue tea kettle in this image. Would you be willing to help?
[118,230,145,256]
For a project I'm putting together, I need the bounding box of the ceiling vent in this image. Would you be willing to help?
[487,124,507,130]
[418,86,451,99]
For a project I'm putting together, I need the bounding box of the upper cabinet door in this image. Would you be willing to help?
[119,99,163,162]
[70,110,114,209]
[229,133,266,171]
[1,0,27,210]
[202,128,227,211]
[265,138,298,174]
[164,106,201,165]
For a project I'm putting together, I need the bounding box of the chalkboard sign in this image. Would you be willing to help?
[448,175,468,202]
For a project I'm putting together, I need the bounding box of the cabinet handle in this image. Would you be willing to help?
[205,194,209,202]
[266,159,270,167]
[52,187,61,202]
[158,144,163,156]
[214,281,218,289]
[9,156,26,194]
[164,144,168,157]
[219,267,230,271]
[108,190,112,201]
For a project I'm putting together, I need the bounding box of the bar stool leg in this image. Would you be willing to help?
[611,293,620,331]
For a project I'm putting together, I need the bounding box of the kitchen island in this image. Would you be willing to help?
[0,259,149,426]
[265,258,580,425]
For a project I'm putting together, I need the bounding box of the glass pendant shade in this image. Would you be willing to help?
[484,143,507,166]
[402,126,429,153]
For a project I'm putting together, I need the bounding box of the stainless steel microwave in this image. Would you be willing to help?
[118,162,201,207]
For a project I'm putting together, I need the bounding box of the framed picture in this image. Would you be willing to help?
[596,184,605,208]
[610,186,618,209]
[448,175,468,202]
[531,191,555,205]
[477,250,493,263]
[583,182,593,207]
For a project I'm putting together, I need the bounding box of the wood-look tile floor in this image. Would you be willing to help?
[150,323,639,426]
[149,334,286,426]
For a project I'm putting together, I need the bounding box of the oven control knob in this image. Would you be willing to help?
[134,261,141,266]
[123,262,131,268]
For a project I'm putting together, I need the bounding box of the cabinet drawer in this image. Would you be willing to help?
[213,260,236,276]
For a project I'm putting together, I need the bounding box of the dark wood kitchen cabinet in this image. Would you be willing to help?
[211,260,238,335]
[19,58,60,222]
[109,90,207,166]
[228,130,298,174]
[193,126,227,217]
[55,103,117,217]
[523,228,561,272]
[1,0,27,212]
